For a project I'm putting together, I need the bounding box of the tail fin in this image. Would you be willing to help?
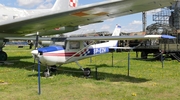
[112,25,121,36]
[108,25,121,47]
[51,0,78,11]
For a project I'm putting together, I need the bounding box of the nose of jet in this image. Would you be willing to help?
[31,50,38,56]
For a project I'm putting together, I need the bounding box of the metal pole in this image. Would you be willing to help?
[161,53,164,68]
[38,59,41,95]
[89,57,92,63]
[95,66,98,80]
[128,52,130,76]
[33,32,39,72]
[112,52,114,67]
[136,51,138,58]
[35,32,39,50]
[142,11,147,32]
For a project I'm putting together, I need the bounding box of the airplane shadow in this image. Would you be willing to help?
[7,56,32,61]
[28,65,150,83]
[2,56,150,83]
[0,55,42,71]
[132,56,173,62]
[131,58,160,62]
[87,64,125,68]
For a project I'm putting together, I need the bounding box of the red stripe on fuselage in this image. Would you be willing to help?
[43,52,82,57]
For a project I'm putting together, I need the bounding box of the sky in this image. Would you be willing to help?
[0,0,163,35]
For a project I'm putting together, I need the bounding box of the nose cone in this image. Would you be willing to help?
[31,50,38,56]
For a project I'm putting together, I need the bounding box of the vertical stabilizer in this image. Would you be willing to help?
[51,0,78,11]
[112,25,121,36]
[108,25,121,47]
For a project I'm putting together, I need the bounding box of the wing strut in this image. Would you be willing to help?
[65,41,96,63]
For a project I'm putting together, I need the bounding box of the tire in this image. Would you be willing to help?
[44,69,50,77]
[83,68,91,76]
[0,51,7,61]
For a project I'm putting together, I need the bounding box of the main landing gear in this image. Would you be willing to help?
[0,40,8,62]
[43,62,91,77]
[0,51,7,61]
[75,61,91,77]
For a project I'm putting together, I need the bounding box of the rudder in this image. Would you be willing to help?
[112,25,121,36]
[108,25,121,47]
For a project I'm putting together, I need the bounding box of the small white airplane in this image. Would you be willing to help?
[0,0,175,61]
[31,25,176,77]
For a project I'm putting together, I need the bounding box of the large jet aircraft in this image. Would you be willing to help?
[31,25,175,77]
[0,0,175,61]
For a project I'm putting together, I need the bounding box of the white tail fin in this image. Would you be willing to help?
[108,25,121,47]
[51,0,78,11]
[112,25,121,36]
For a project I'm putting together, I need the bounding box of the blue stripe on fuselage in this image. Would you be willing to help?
[38,45,64,53]
[86,47,109,55]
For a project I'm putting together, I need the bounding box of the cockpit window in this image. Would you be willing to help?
[69,41,80,49]
[50,37,67,48]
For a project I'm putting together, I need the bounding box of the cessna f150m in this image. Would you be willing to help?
[0,0,175,61]
[31,25,175,77]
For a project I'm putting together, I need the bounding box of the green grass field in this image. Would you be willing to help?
[1,45,180,100]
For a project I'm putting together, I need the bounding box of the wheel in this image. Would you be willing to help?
[141,51,147,59]
[0,51,7,61]
[83,68,91,77]
[44,69,50,77]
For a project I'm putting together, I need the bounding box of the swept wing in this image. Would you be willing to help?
[0,0,174,36]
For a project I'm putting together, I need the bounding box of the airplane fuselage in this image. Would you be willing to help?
[37,45,110,66]
[31,24,121,66]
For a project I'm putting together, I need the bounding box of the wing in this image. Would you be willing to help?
[0,0,174,36]
[66,35,176,41]
[5,37,52,41]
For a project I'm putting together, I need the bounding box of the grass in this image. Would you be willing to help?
[1,45,180,100]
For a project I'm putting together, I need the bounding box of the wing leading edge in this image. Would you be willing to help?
[0,0,175,36]
[66,35,176,41]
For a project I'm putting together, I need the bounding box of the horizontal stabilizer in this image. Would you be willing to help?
[156,35,176,39]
